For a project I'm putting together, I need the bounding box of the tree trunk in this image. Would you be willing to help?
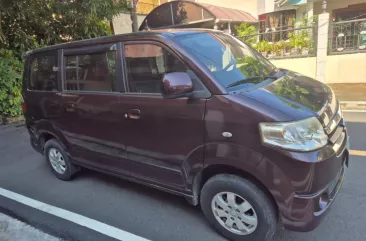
[110,20,115,35]
[130,4,138,32]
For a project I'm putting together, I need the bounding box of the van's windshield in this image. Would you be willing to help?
[176,32,278,91]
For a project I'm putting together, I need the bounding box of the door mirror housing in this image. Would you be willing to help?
[162,72,193,99]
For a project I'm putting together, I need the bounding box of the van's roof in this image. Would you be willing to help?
[26,28,220,56]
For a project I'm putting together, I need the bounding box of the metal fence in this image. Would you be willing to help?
[329,18,366,54]
[237,25,317,59]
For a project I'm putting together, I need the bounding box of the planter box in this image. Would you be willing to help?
[260,51,267,57]
[2,115,25,125]
[301,49,309,56]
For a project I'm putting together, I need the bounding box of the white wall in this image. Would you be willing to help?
[326,53,366,83]
[113,14,147,34]
[258,0,275,15]
[271,57,317,79]
[270,53,366,84]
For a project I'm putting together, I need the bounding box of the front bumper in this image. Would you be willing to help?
[281,126,349,232]
[283,153,347,232]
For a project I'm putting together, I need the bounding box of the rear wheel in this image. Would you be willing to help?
[200,174,277,241]
[44,139,77,181]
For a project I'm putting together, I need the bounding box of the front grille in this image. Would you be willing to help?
[324,105,342,135]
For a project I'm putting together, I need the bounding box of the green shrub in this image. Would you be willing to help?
[236,23,258,45]
[0,49,23,117]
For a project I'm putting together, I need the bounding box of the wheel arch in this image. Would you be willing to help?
[35,120,68,152]
[192,164,278,214]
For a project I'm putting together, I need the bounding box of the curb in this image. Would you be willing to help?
[340,101,366,111]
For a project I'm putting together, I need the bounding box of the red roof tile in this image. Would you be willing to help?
[198,3,257,22]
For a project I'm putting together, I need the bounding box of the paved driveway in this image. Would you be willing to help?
[0,112,365,241]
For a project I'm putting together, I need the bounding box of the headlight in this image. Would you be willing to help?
[259,117,328,152]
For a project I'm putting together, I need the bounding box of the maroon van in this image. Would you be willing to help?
[22,29,349,241]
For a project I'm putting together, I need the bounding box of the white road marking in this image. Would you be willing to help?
[350,150,366,157]
[0,187,151,241]
[343,110,366,113]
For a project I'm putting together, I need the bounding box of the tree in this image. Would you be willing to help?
[0,0,129,118]
[235,22,257,45]
[0,0,129,57]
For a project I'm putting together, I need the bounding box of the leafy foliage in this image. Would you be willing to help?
[0,0,129,56]
[0,0,129,118]
[272,76,320,110]
[236,23,257,45]
[0,50,23,117]
[236,56,268,78]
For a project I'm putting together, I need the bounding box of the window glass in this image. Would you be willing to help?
[176,33,277,91]
[171,1,212,24]
[142,4,173,29]
[65,49,116,92]
[30,54,57,91]
[124,44,191,93]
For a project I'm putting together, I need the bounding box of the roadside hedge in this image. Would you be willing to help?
[0,49,23,118]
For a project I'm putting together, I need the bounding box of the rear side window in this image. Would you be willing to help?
[64,50,116,92]
[29,54,58,91]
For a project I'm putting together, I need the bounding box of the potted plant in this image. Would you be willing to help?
[276,40,286,56]
[266,42,274,58]
[257,41,269,57]
[301,37,310,56]
[273,42,281,57]
[289,34,299,55]
[284,39,292,56]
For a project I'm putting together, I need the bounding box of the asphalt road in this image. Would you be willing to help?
[0,112,365,241]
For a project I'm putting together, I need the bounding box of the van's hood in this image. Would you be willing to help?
[241,71,338,126]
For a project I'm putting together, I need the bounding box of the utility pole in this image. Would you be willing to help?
[130,0,139,32]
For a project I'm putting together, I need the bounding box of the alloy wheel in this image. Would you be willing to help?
[211,191,258,235]
[48,148,66,174]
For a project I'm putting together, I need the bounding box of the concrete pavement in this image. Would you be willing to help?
[0,213,61,241]
[0,111,365,241]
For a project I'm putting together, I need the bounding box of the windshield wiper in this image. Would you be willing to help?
[227,76,278,88]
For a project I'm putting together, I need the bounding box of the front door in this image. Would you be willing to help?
[120,42,208,190]
[59,43,128,169]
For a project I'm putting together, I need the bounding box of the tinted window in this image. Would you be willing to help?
[125,44,189,93]
[29,54,57,91]
[171,1,213,25]
[139,2,214,30]
[176,33,277,90]
[141,4,173,29]
[65,50,116,92]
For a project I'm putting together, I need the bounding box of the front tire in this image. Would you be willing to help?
[44,139,77,181]
[200,174,277,241]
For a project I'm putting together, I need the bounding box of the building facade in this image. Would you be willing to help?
[258,0,366,29]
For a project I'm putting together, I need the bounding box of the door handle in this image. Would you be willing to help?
[126,109,140,119]
[65,103,75,112]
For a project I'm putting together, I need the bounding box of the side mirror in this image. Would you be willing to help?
[162,72,193,99]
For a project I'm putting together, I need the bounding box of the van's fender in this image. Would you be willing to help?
[183,143,263,203]
[185,143,292,215]
[34,120,68,150]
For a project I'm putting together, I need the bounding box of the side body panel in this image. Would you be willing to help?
[119,95,206,191]
[58,93,128,170]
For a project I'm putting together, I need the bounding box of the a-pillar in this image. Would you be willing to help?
[316,12,330,83]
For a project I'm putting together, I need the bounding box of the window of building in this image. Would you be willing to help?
[64,49,116,92]
[258,10,296,41]
[124,44,196,94]
[29,54,58,91]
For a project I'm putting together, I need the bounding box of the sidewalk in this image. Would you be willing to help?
[328,83,366,111]
[328,84,366,102]
[0,213,62,241]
